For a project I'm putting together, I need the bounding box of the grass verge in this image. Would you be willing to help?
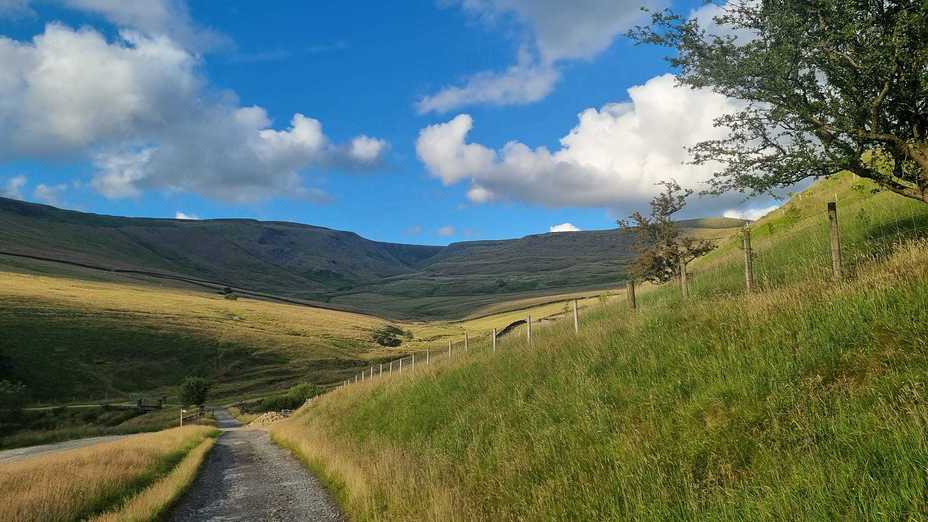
[0,426,216,522]
[90,436,216,522]
[271,176,928,520]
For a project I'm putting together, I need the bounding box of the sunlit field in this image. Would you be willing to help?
[272,175,928,520]
[0,426,216,522]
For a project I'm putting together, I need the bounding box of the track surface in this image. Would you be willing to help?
[0,434,129,464]
[170,410,342,521]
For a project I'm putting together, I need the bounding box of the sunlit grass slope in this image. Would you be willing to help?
[0,270,390,403]
[0,425,215,522]
[0,257,616,405]
[273,174,928,521]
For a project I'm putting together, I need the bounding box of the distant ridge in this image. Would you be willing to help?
[0,197,746,319]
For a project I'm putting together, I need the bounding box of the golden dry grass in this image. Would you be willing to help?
[89,436,215,522]
[0,426,214,522]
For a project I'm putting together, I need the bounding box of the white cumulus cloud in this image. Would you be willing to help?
[549,222,580,232]
[417,74,749,215]
[420,0,665,111]
[1,175,27,199]
[0,24,387,203]
[174,211,199,220]
[437,225,456,237]
[33,183,67,205]
[417,52,558,114]
[723,205,779,221]
[4,0,227,51]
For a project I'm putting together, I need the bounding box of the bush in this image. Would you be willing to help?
[0,380,27,420]
[179,377,211,407]
[240,383,322,414]
[372,325,412,347]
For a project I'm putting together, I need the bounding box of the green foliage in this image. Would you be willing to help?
[619,180,716,283]
[241,383,323,414]
[634,0,928,204]
[371,325,412,347]
[179,377,210,407]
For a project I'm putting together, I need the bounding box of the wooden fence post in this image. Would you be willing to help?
[379,363,383,377]
[627,280,637,311]
[399,358,403,371]
[464,331,469,352]
[426,347,430,365]
[412,353,416,369]
[527,315,533,345]
[828,201,843,280]
[492,328,497,353]
[572,299,579,333]
[370,367,374,379]
[743,227,754,293]
[449,339,453,358]
[389,361,393,373]
[679,258,689,298]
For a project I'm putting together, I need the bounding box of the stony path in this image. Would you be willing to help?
[170,409,342,521]
[0,434,129,464]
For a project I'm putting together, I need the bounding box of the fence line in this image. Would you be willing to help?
[342,201,923,391]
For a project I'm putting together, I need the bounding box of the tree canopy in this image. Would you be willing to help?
[632,0,928,203]
[179,377,211,407]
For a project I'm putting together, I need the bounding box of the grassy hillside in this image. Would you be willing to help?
[0,253,621,406]
[271,173,928,520]
[0,196,744,319]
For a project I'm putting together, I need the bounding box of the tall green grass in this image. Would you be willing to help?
[273,175,928,520]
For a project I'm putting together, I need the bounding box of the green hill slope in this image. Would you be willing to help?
[271,173,928,520]
[0,197,744,319]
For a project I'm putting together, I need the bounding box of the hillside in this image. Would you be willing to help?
[0,197,745,319]
[270,173,928,520]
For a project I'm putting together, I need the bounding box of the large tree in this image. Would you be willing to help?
[632,0,928,203]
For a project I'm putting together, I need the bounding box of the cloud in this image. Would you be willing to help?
[549,222,580,232]
[421,0,664,111]
[437,225,456,237]
[174,211,199,220]
[4,0,227,51]
[1,175,27,199]
[690,1,758,43]
[417,74,749,215]
[723,204,779,221]
[348,135,388,165]
[405,224,423,236]
[0,0,32,17]
[417,53,558,114]
[33,183,67,205]
[0,24,387,203]
[455,0,665,63]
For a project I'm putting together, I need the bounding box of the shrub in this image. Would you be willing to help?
[179,377,210,407]
[242,383,323,414]
[372,325,412,347]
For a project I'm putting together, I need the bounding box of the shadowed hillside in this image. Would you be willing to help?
[0,197,745,319]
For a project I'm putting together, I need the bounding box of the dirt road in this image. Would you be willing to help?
[0,434,129,464]
[170,410,342,521]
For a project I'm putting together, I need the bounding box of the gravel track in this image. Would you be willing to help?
[0,434,129,464]
[170,410,342,521]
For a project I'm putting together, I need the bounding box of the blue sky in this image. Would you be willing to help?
[0,0,777,245]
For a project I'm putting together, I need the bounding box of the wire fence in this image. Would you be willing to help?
[339,199,928,391]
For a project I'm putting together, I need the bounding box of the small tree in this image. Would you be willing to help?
[619,181,716,284]
[632,0,928,203]
[179,377,211,407]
